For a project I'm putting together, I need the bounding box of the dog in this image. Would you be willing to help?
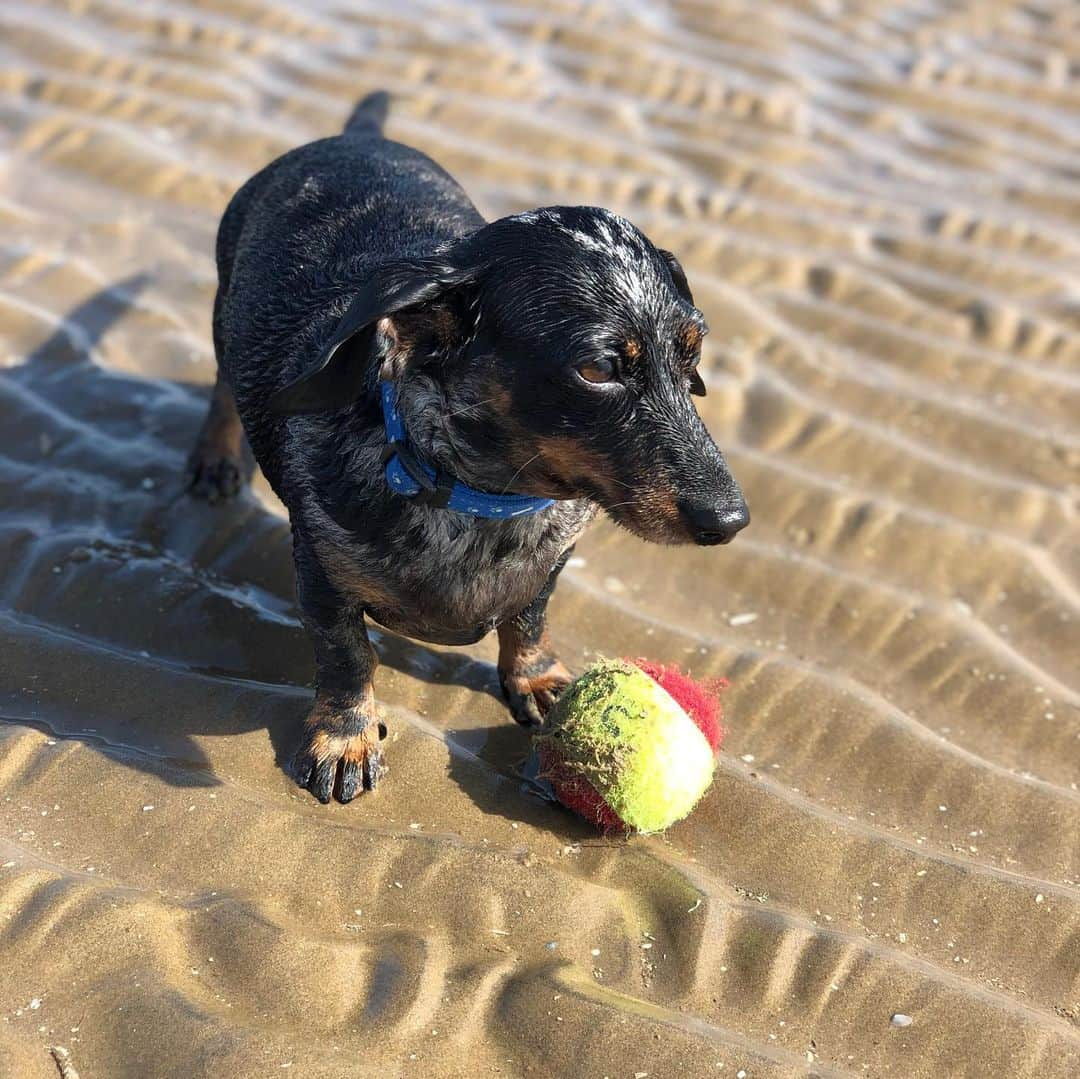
[186,91,749,804]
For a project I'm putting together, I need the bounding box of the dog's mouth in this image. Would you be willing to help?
[588,482,749,548]
[584,485,695,546]
[531,451,749,547]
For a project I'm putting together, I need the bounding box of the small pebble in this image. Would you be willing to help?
[891,1013,913,1028]
[728,612,758,627]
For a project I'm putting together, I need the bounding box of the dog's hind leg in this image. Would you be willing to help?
[186,265,252,502]
[186,369,249,502]
[187,167,261,503]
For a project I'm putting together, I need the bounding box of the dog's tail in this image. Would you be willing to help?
[343,90,390,137]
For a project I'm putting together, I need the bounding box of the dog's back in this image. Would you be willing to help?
[211,94,484,470]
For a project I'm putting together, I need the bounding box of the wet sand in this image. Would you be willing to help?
[0,1,1078,1076]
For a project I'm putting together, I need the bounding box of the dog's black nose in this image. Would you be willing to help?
[680,500,750,545]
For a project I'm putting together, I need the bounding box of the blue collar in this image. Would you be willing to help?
[379,381,555,519]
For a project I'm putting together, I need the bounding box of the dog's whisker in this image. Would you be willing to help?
[447,395,498,419]
[501,452,541,494]
[599,497,646,512]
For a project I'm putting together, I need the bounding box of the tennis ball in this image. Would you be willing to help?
[534,659,724,834]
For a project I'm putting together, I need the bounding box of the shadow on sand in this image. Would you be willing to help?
[0,278,582,832]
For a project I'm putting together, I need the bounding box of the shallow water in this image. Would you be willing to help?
[0,1,1078,1076]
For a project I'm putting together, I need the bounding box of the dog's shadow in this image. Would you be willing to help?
[0,278,579,832]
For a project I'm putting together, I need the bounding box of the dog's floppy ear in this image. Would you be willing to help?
[268,257,474,415]
[658,248,694,306]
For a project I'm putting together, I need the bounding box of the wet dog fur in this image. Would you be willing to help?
[186,91,748,804]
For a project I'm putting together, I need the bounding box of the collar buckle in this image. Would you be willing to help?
[382,440,453,509]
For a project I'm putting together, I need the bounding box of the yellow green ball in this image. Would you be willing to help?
[535,660,716,833]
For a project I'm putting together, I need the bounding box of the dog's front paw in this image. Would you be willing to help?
[290,716,388,804]
[499,655,573,729]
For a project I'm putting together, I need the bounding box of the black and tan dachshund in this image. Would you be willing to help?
[186,91,749,804]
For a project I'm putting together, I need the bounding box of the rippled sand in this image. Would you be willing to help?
[1,1,1078,1076]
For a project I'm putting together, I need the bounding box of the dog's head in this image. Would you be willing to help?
[271,206,748,546]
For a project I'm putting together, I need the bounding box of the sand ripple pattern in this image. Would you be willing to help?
[0,1,1077,1076]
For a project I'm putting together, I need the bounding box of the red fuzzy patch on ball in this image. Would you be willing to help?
[630,659,726,753]
[542,661,726,835]
[539,744,627,834]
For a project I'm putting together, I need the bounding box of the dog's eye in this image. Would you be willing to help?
[577,357,617,384]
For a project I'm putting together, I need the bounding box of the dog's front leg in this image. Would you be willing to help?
[289,557,386,803]
[497,550,574,729]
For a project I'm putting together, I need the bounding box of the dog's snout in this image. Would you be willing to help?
[680,499,750,546]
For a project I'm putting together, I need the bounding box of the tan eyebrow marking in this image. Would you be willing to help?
[677,321,704,355]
